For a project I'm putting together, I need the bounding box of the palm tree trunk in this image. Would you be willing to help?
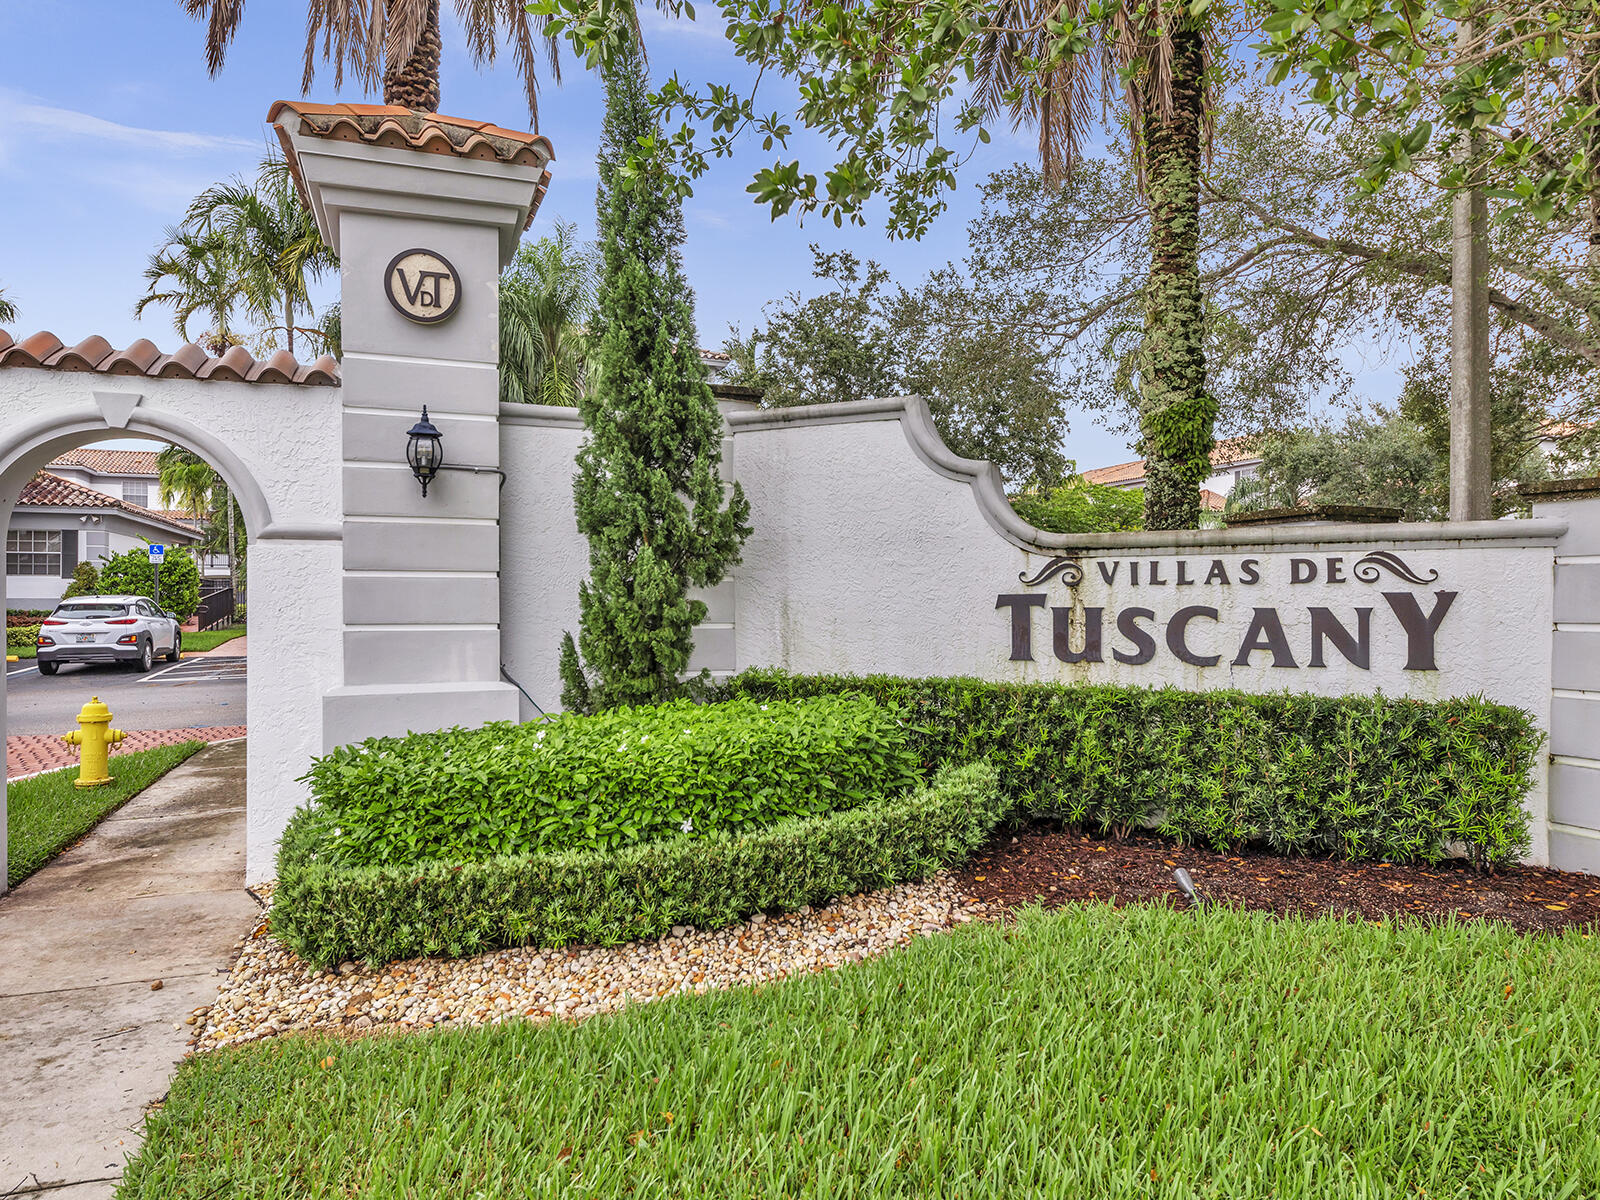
[285,296,295,357]
[1136,20,1215,532]
[1448,16,1491,521]
[383,0,442,112]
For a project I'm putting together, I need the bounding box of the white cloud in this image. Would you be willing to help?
[0,89,257,157]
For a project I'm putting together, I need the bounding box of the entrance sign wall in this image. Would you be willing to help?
[3,97,1597,891]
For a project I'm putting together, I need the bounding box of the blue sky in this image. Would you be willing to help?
[0,3,1397,471]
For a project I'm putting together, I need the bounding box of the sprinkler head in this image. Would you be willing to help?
[1172,867,1205,910]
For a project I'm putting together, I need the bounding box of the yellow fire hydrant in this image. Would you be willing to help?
[61,697,126,788]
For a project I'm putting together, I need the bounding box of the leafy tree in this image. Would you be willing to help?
[500,219,599,405]
[1012,476,1145,532]
[186,0,561,117]
[558,41,752,713]
[902,89,1600,447]
[183,155,339,356]
[61,561,101,600]
[725,248,1070,488]
[99,544,202,621]
[539,0,1224,529]
[1254,0,1600,223]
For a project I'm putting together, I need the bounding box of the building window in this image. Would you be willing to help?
[123,482,150,507]
[6,530,61,576]
[85,530,110,565]
[1235,464,1260,482]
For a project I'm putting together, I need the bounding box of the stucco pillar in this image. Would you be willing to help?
[273,105,552,746]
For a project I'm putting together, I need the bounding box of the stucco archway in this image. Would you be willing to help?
[0,350,346,890]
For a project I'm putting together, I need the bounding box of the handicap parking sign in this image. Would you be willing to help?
[148,544,165,564]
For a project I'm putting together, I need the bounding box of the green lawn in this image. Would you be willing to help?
[181,626,245,654]
[6,741,204,887]
[9,643,36,659]
[123,903,1600,1198]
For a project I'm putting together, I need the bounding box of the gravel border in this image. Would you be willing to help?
[190,874,985,1050]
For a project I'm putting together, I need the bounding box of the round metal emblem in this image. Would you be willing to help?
[384,249,462,325]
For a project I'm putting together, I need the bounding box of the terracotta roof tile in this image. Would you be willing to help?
[47,448,161,476]
[1082,437,1264,488]
[269,101,555,230]
[0,328,339,387]
[16,471,199,536]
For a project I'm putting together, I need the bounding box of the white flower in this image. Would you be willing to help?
[760,705,768,711]
[681,818,694,833]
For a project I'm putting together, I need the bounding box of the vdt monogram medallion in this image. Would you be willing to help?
[385,249,461,325]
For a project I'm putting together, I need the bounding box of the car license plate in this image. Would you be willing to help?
[75,633,96,643]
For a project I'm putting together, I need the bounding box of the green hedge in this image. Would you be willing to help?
[6,625,40,649]
[716,670,1542,868]
[272,761,1002,966]
[303,696,919,865]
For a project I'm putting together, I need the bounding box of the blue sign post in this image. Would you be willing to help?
[148,544,165,609]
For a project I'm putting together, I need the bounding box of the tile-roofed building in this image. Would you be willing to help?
[17,471,200,537]
[268,101,554,230]
[1082,437,1264,507]
[0,330,339,386]
[47,448,161,477]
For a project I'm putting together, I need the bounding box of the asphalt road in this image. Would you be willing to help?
[3,656,246,735]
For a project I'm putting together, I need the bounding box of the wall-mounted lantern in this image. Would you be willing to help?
[406,407,444,496]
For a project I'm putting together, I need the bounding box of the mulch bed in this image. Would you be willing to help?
[952,825,1600,934]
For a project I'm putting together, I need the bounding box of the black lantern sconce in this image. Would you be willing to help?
[406,407,444,496]
[404,407,507,497]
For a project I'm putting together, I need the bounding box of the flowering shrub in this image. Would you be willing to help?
[273,761,1001,965]
[300,696,920,866]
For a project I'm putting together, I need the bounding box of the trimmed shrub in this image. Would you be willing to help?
[99,544,201,621]
[303,696,920,865]
[61,561,101,599]
[6,610,51,627]
[716,670,1542,868]
[272,761,1002,966]
[7,625,40,649]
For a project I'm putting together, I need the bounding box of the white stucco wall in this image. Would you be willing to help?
[0,369,344,882]
[725,399,1560,862]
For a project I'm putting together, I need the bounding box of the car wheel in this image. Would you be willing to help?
[166,633,181,663]
[37,661,59,676]
[135,639,154,672]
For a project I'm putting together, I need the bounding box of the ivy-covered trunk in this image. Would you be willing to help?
[382,0,442,111]
[559,42,751,712]
[1136,20,1215,532]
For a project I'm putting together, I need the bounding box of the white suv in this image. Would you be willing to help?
[34,595,182,675]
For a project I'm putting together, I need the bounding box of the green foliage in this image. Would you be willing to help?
[302,696,920,866]
[7,741,204,887]
[129,904,1600,1199]
[60,561,101,600]
[560,42,751,711]
[98,544,201,621]
[136,153,337,357]
[1011,476,1144,533]
[1255,0,1600,222]
[718,670,1540,869]
[271,760,1001,965]
[499,219,599,405]
[725,248,1071,488]
[6,625,41,650]
[0,285,16,325]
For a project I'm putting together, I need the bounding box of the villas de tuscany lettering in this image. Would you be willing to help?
[998,552,1458,672]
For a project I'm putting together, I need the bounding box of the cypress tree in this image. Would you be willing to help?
[559,40,751,712]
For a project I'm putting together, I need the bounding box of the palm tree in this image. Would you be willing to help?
[500,220,598,405]
[185,155,339,356]
[134,227,249,356]
[157,445,242,605]
[0,286,17,325]
[184,0,560,119]
[973,0,1217,530]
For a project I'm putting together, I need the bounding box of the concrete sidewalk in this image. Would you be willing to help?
[0,739,255,1197]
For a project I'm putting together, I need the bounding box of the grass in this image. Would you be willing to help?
[123,903,1600,1198]
[9,643,36,659]
[181,625,245,654]
[6,740,204,887]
